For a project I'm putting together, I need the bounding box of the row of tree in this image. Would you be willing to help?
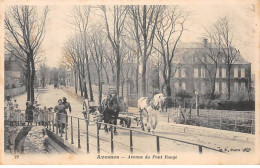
[4,5,246,103]
[63,5,192,104]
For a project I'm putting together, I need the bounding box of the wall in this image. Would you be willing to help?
[5,86,26,98]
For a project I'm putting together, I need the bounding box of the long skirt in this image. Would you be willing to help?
[55,113,66,127]
[26,110,34,122]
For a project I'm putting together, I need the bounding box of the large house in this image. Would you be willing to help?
[172,39,251,97]
[4,53,25,89]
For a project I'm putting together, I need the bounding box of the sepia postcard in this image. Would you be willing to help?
[0,0,259,165]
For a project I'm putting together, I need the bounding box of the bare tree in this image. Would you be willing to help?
[5,5,49,102]
[196,24,223,99]
[100,5,129,95]
[154,6,188,98]
[129,5,162,97]
[87,26,107,105]
[69,6,93,100]
[214,17,239,99]
[63,34,86,97]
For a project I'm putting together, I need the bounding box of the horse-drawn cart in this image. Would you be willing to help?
[82,88,140,131]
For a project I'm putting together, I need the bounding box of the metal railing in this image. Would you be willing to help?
[48,111,226,154]
[4,107,227,154]
[165,108,255,134]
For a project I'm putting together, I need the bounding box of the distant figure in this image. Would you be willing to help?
[25,102,34,125]
[43,106,49,127]
[33,101,40,125]
[6,94,11,101]
[13,99,18,107]
[13,103,21,126]
[20,113,26,126]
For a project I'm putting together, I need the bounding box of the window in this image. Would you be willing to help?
[240,82,246,91]
[234,67,238,78]
[181,68,186,78]
[182,82,186,90]
[215,82,219,93]
[201,67,206,78]
[194,68,199,78]
[174,82,179,90]
[241,68,245,78]
[221,82,227,94]
[222,68,226,78]
[216,68,220,78]
[174,68,179,78]
[234,82,239,92]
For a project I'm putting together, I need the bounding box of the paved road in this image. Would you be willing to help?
[13,85,254,155]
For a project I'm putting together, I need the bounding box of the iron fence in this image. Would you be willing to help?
[4,106,228,154]
[164,108,255,134]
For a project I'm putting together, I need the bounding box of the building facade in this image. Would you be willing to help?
[172,41,251,98]
[4,53,26,89]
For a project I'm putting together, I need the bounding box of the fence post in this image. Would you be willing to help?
[78,118,81,148]
[219,111,222,130]
[60,121,63,137]
[130,130,133,153]
[207,110,209,128]
[71,116,74,144]
[111,126,114,154]
[251,115,254,134]
[52,112,55,132]
[65,114,68,140]
[156,136,160,154]
[56,114,58,134]
[86,119,90,153]
[234,111,237,132]
[199,145,203,154]
[97,122,100,153]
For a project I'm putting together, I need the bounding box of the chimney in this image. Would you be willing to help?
[203,38,208,47]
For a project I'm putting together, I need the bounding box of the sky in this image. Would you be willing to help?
[42,3,257,71]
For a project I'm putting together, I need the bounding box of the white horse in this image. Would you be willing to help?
[153,94,167,112]
[137,97,158,132]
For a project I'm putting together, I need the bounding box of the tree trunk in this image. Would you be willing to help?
[78,73,83,97]
[211,63,218,99]
[74,69,78,94]
[97,71,102,105]
[26,59,31,101]
[30,56,35,103]
[102,63,110,84]
[116,50,121,95]
[141,60,147,97]
[165,79,171,97]
[136,60,139,97]
[84,81,88,99]
[86,61,93,101]
[227,65,232,100]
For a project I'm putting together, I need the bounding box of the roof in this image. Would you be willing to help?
[173,44,250,65]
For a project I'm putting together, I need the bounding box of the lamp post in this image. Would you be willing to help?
[195,91,199,116]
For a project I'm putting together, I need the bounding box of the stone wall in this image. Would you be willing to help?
[5,86,26,98]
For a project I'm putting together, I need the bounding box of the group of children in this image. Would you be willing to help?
[5,97,52,126]
[33,104,51,126]
[5,99,26,126]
